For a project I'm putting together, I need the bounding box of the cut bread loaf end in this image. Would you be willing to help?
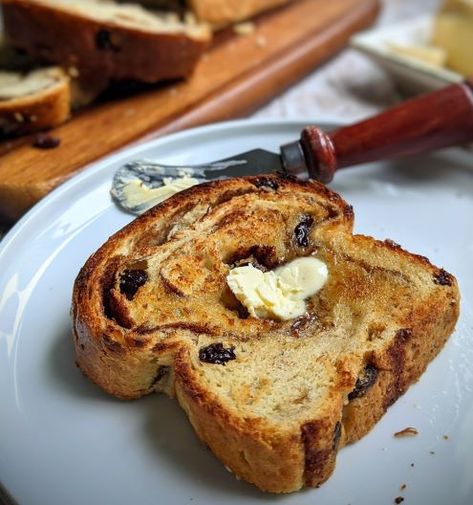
[2,0,211,88]
[72,176,459,493]
[0,67,70,136]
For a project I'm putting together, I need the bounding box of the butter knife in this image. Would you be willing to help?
[112,79,473,214]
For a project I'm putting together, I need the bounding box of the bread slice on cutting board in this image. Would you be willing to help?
[72,175,459,493]
[0,66,70,136]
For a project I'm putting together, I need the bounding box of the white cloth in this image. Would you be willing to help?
[253,0,441,122]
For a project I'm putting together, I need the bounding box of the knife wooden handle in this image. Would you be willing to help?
[299,79,473,183]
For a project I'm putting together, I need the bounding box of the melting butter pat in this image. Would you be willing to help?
[121,175,199,208]
[226,257,328,321]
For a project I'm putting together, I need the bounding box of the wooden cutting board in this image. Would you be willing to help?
[0,0,380,223]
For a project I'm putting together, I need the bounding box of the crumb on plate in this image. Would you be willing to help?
[394,427,418,438]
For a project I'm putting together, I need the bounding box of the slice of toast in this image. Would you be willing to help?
[0,66,70,136]
[72,176,459,493]
[2,0,211,89]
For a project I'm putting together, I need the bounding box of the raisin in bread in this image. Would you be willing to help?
[72,176,459,493]
[2,0,211,90]
[0,66,70,136]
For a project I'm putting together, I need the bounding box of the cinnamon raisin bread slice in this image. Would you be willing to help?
[0,66,70,136]
[2,0,211,89]
[72,176,459,493]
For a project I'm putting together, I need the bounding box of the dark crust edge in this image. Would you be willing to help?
[301,421,336,487]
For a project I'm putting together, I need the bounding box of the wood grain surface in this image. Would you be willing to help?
[0,0,380,223]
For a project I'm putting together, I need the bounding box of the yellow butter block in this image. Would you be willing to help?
[433,0,473,76]
[387,43,447,68]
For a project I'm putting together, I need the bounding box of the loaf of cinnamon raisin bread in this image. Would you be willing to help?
[2,0,211,89]
[72,175,459,493]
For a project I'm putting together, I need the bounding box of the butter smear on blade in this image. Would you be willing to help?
[121,175,199,208]
[226,257,328,321]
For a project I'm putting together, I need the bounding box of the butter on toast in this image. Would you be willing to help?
[72,176,459,493]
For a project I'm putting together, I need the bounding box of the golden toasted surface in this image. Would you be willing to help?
[72,176,459,493]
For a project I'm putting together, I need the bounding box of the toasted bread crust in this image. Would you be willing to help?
[0,68,70,135]
[72,176,459,493]
[2,0,210,87]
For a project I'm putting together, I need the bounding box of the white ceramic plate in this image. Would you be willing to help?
[0,120,472,505]
[351,16,463,94]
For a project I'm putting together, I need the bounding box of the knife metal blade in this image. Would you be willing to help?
[111,144,305,215]
[199,149,284,178]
